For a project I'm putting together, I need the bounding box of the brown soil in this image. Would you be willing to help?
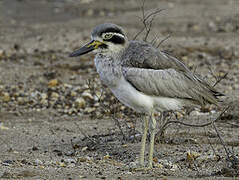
[0,0,239,179]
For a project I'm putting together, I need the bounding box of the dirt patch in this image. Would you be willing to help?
[0,0,239,179]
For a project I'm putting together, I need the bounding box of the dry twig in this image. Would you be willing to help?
[157,106,230,139]
[133,0,166,42]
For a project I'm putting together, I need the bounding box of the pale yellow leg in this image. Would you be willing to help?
[139,115,149,167]
[148,112,156,168]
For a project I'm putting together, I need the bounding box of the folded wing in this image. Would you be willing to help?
[123,67,220,106]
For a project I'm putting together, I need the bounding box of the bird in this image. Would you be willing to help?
[69,23,223,168]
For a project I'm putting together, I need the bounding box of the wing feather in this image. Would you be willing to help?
[121,40,222,105]
[122,67,218,105]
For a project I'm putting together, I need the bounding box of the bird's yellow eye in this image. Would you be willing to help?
[103,33,113,40]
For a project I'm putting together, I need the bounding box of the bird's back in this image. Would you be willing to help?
[121,40,223,106]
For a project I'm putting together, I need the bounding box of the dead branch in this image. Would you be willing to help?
[157,34,171,48]
[133,0,165,41]
[157,106,230,139]
[113,117,127,141]
[213,72,228,87]
[150,35,159,46]
[212,122,231,159]
[204,127,218,157]
[208,67,228,87]
[74,122,96,143]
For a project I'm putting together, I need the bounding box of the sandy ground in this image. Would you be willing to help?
[0,0,239,179]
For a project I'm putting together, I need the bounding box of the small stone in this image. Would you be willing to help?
[186,151,200,162]
[70,75,76,80]
[94,103,100,107]
[82,91,94,100]
[82,146,88,152]
[128,161,138,169]
[78,157,87,162]
[75,97,86,108]
[122,144,128,148]
[34,159,43,166]
[64,158,76,164]
[94,91,102,101]
[51,92,59,99]
[40,99,48,106]
[103,154,111,160]
[2,160,14,166]
[182,56,188,62]
[56,161,66,167]
[17,97,24,105]
[48,79,59,87]
[175,111,184,119]
[0,49,5,57]
[192,25,200,31]
[208,21,217,31]
[0,123,9,130]
[2,92,10,102]
[158,159,178,170]
[41,93,48,99]
[71,91,77,97]
[36,36,43,41]
[84,107,96,113]
[64,83,73,89]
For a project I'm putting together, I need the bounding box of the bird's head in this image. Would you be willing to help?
[69,23,128,58]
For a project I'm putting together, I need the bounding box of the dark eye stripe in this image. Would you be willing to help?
[104,35,125,44]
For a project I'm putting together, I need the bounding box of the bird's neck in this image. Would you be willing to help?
[97,41,130,61]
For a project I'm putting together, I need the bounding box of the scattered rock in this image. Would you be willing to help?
[48,79,59,87]
[34,159,43,166]
[75,97,86,108]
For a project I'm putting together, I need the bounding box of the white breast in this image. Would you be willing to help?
[110,77,184,114]
[111,78,154,113]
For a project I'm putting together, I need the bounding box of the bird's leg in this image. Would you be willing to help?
[148,112,156,168]
[139,115,149,167]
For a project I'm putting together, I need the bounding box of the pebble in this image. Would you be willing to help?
[186,151,200,162]
[51,92,59,99]
[84,107,96,113]
[2,92,10,102]
[128,161,138,169]
[64,83,73,89]
[71,91,77,97]
[2,160,14,166]
[48,79,59,87]
[82,91,94,100]
[0,80,136,118]
[0,49,5,57]
[41,93,48,99]
[34,159,43,166]
[190,110,209,116]
[158,159,178,170]
[17,97,25,105]
[64,158,76,164]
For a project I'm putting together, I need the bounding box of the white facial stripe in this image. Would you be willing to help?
[102,32,125,38]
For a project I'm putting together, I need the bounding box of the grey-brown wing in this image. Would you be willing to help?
[122,41,191,72]
[122,67,219,105]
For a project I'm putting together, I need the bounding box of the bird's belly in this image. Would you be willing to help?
[152,96,183,112]
[111,78,154,113]
[110,78,184,113]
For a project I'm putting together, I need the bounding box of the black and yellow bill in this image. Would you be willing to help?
[69,40,103,57]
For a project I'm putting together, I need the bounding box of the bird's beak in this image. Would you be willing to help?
[69,40,103,57]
